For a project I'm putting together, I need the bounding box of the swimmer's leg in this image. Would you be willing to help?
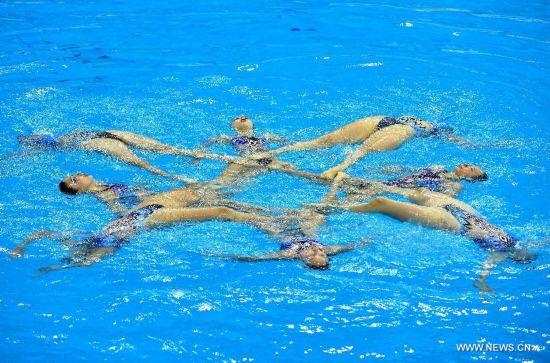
[81,138,196,183]
[322,171,349,202]
[274,117,382,154]
[347,196,461,231]
[136,187,199,209]
[145,206,279,234]
[210,163,261,187]
[107,130,240,164]
[107,131,195,155]
[296,172,350,236]
[37,247,116,274]
[322,124,414,178]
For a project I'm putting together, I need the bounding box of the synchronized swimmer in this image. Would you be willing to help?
[7,114,540,294]
[11,173,279,272]
[273,115,470,178]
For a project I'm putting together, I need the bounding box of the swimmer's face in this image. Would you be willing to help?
[63,172,94,192]
[301,247,329,270]
[231,115,254,133]
[454,164,487,181]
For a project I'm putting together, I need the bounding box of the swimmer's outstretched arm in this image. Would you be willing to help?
[474,252,508,295]
[231,251,294,262]
[198,135,232,152]
[381,164,446,175]
[191,135,232,165]
[9,230,57,258]
[379,165,414,175]
[322,239,370,256]
[9,230,89,258]
[263,133,288,143]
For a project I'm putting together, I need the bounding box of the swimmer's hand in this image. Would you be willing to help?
[264,133,288,143]
[8,246,25,258]
[303,202,339,214]
[342,238,372,251]
[249,151,275,160]
[323,239,370,256]
[273,160,295,171]
[36,264,64,275]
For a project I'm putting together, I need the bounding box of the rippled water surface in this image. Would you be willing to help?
[0,0,549,361]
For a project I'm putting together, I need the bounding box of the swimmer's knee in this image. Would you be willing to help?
[215,206,234,218]
[370,196,389,206]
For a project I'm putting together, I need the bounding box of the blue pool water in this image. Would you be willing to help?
[1,0,549,361]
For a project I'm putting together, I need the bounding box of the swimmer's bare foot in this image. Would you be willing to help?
[321,167,343,179]
[333,171,350,182]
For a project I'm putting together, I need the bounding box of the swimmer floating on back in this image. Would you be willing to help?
[198,115,296,186]
[59,172,152,213]
[9,190,279,273]
[15,129,256,182]
[285,163,489,198]
[227,173,368,269]
[333,177,537,293]
[273,115,475,178]
[350,163,488,197]
[59,172,271,214]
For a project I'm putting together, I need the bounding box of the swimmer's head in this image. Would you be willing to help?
[231,115,254,134]
[59,172,94,195]
[301,246,329,270]
[454,164,488,182]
